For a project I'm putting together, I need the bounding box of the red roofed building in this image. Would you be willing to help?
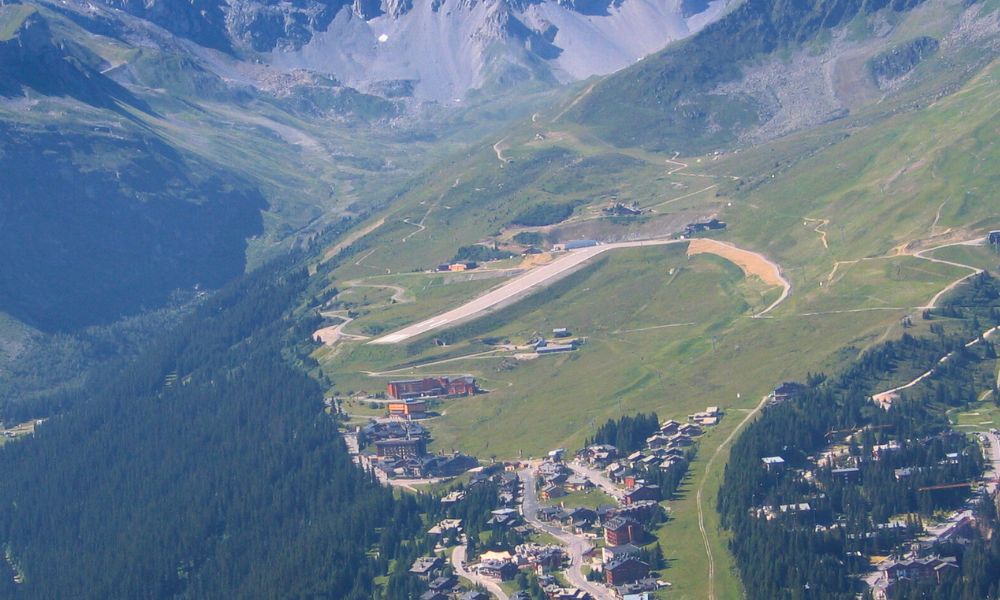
[387,376,478,400]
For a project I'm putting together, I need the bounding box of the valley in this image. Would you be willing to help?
[0,0,999,598]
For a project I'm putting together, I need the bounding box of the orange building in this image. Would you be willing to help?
[388,399,427,418]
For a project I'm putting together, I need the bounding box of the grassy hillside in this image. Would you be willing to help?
[310,38,1000,598]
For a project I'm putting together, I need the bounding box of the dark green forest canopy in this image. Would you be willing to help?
[0,253,397,599]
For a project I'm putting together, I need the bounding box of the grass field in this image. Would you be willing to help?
[950,400,1000,432]
[541,488,616,510]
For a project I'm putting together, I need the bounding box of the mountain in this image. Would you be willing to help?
[95,0,730,100]
[0,0,999,597]
[566,0,1000,152]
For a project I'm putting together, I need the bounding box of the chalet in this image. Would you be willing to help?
[562,507,598,530]
[459,592,490,600]
[536,506,563,522]
[579,444,617,467]
[564,239,599,250]
[552,327,572,338]
[658,456,681,471]
[688,406,723,426]
[375,438,427,459]
[595,504,618,524]
[640,454,659,465]
[565,475,593,491]
[603,542,642,563]
[428,575,457,592]
[516,543,565,572]
[646,434,670,449]
[409,556,444,580]
[677,423,702,436]
[623,484,660,505]
[989,231,1000,245]
[543,472,570,486]
[606,463,626,480]
[387,398,427,419]
[604,516,642,546]
[771,381,806,404]
[605,556,650,585]
[540,484,566,500]
[477,559,516,581]
[511,593,532,600]
[427,519,462,536]
[762,456,785,472]
[488,508,520,528]
[659,419,681,434]
[386,376,478,400]
[420,592,448,600]
[667,433,693,447]
[538,460,568,479]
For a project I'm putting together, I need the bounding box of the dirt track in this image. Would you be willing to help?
[686,238,791,317]
[686,239,785,288]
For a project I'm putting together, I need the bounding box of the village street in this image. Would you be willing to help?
[566,460,624,501]
[982,429,1000,495]
[518,467,615,600]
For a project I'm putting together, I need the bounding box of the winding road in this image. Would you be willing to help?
[452,542,509,600]
[518,467,614,600]
[912,238,986,308]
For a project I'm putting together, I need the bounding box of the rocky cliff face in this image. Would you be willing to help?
[93,0,728,100]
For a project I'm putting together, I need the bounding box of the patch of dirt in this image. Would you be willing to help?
[686,238,785,288]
